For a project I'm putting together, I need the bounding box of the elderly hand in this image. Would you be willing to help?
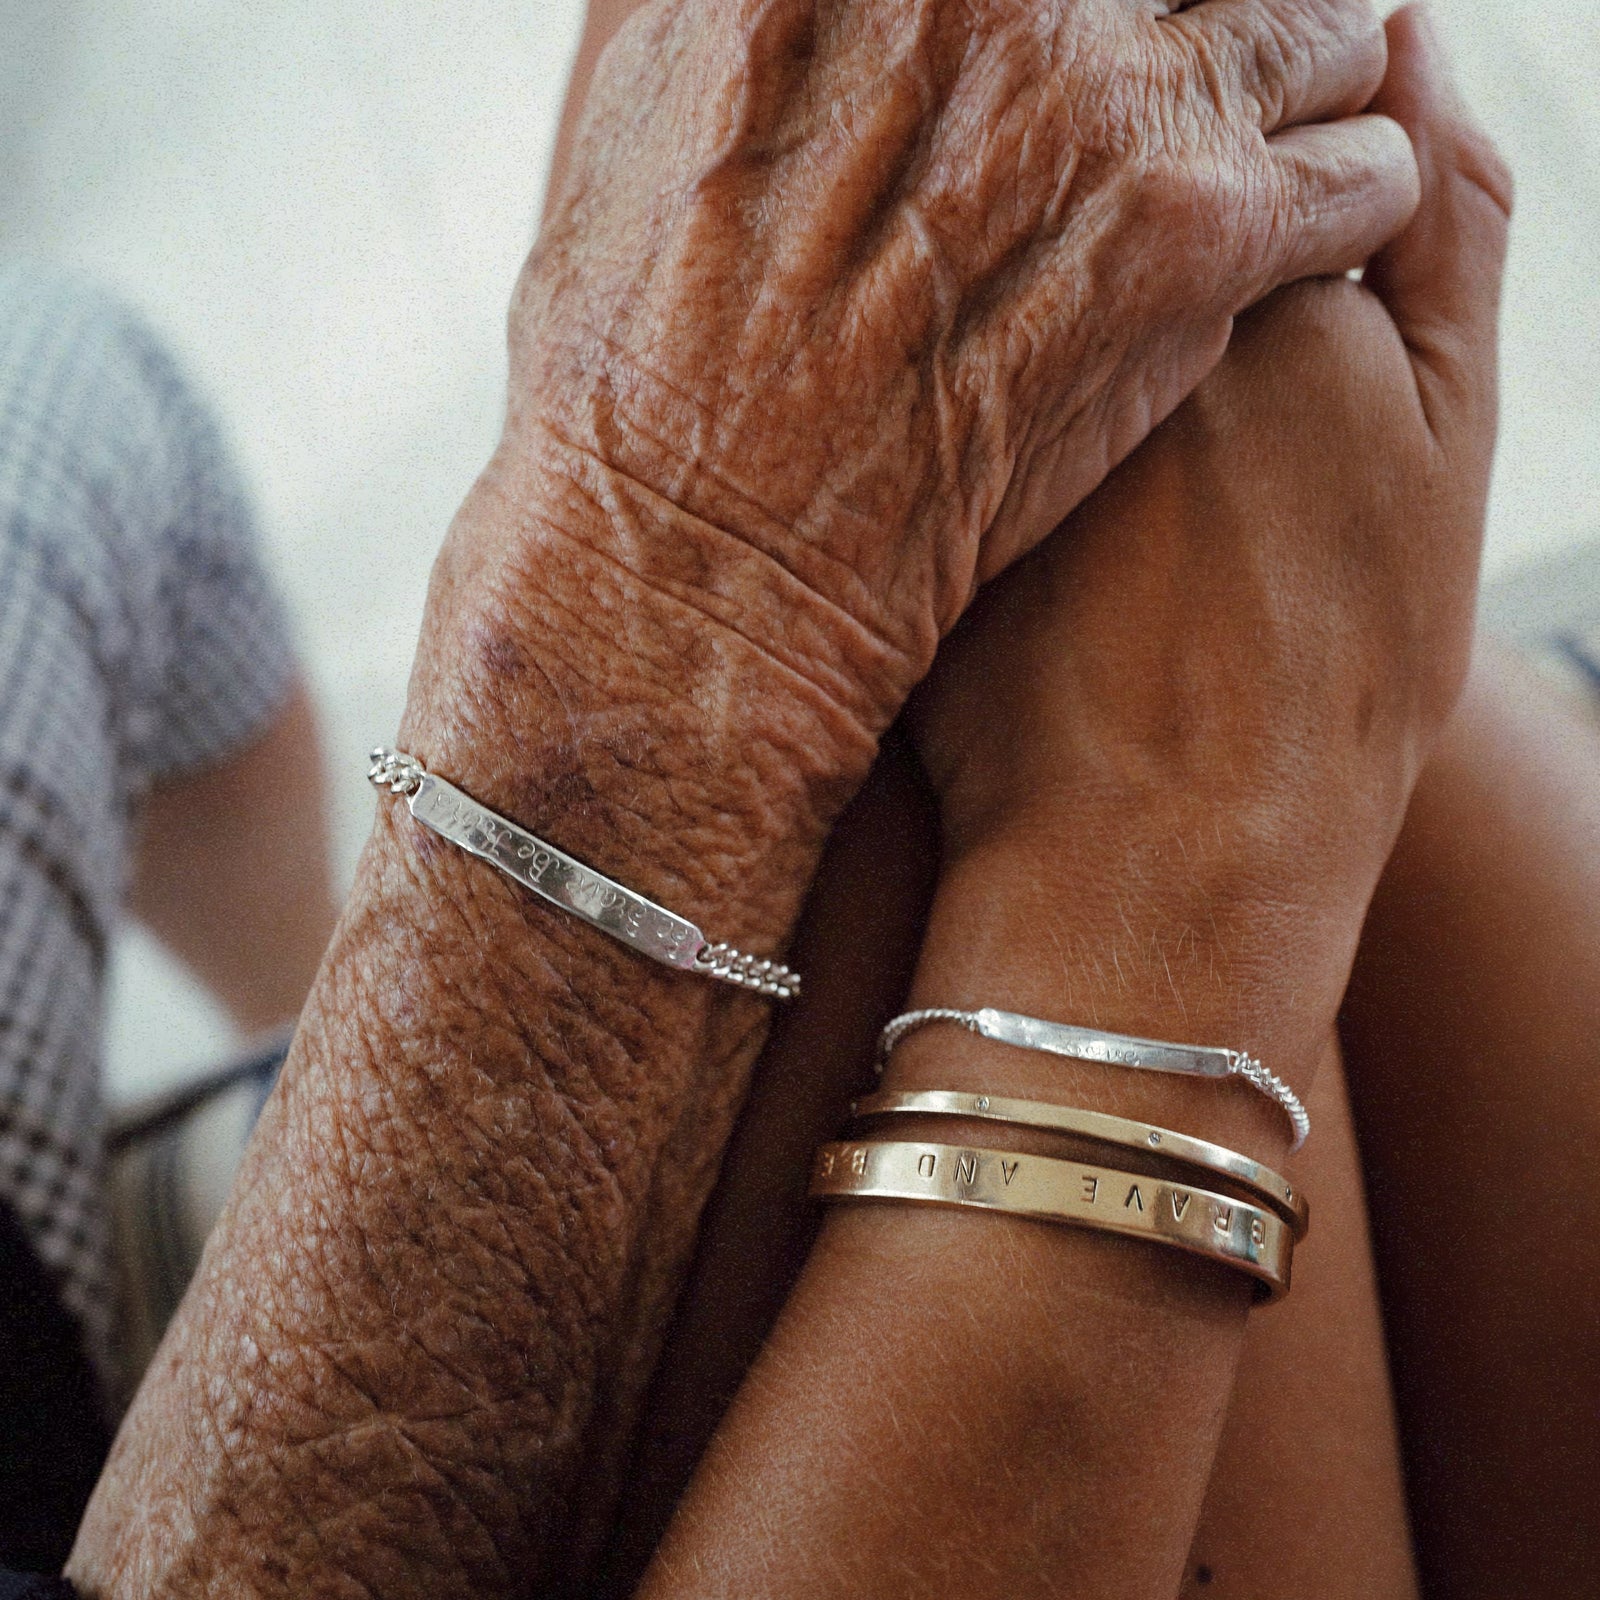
[902,2,1510,1153]
[483,0,1417,742]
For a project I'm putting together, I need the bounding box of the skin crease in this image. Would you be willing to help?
[619,11,1511,1595]
[70,1,1426,1596]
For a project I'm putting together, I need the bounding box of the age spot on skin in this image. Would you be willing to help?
[466,618,529,686]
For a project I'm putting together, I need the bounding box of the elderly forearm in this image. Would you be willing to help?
[69,465,881,1598]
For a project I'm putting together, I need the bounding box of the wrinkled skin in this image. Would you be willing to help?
[496,0,1417,726]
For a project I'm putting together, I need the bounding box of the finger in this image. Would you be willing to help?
[1362,3,1513,446]
[1250,112,1420,292]
[1168,0,1388,132]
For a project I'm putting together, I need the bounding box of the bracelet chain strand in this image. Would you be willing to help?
[368,748,801,1000]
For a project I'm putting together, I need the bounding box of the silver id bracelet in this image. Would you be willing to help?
[369,748,801,999]
[877,1007,1309,1148]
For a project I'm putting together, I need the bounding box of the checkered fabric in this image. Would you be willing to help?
[0,260,294,1383]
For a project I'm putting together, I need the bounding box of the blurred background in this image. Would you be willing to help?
[0,0,1594,1102]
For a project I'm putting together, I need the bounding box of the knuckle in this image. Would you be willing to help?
[1133,152,1231,270]
[1127,135,1273,305]
[1174,18,1260,128]
[1083,32,1176,153]
[1245,12,1298,126]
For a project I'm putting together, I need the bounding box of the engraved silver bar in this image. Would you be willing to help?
[408,773,708,971]
[970,1008,1236,1078]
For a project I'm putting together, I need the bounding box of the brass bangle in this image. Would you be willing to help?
[850,1089,1308,1238]
[811,1139,1293,1301]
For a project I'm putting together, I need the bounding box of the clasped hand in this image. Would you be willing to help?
[491,0,1418,728]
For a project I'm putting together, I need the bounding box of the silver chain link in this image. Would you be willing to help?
[1228,1054,1311,1149]
[368,747,425,796]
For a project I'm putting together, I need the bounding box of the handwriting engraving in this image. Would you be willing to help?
[1074,1040,1144,1067]
[413,778,703,969]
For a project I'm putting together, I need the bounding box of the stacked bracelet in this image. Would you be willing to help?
[811,1139,1293,1300]
[368,749,802,999]
[815,1079,1311,1299]
[850,1088,1308,1237]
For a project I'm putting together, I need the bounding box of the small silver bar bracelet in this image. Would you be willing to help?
[878,1006,1309,1148]
[369,749,801,1000]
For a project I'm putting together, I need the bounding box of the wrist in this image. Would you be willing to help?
[484,420,921,734]
[398,447,893,954]
[894,808,1364,1160]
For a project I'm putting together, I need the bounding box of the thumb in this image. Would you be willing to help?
[1363,3,1513,448]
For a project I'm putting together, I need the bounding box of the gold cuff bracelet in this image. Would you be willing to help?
[811,1139,1293,1300]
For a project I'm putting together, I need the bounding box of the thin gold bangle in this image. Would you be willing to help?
[850,1089,1308,1238]
[811,1139,1293,1301]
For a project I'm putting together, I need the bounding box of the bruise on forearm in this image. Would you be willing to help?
[71,485,883,1599]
